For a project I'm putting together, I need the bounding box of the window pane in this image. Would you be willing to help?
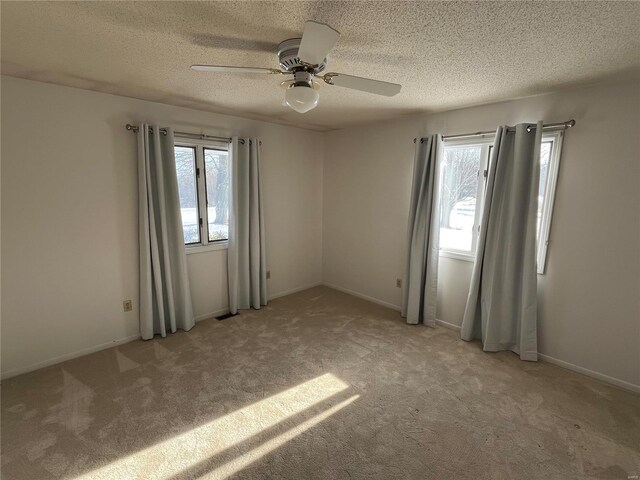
[538,141,553,237]
[204,148,230,241]
[175,146,200,244]
[440,146,482,252]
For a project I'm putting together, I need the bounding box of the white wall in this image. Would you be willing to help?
[1,76,324,377]
[323,81,640,389]
[3,76,639,391]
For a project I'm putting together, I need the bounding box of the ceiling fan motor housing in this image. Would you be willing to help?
[277,38,326,74]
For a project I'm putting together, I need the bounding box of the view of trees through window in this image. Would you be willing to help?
[204,148,229,242]
[175,146,200,244]
[440,138,556,255]
[538,141,552,235]
[174,145,230,246]
[440,145,482,252]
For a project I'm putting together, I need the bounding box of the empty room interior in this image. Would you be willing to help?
[1,1,639,479]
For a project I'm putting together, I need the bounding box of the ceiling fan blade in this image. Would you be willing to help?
[191,34,277,53]
[297,21,340,65]
[191,65,282,74]
[323,73,401,97]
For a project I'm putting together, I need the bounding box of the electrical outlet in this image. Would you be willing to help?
[123,300,133,312]
[266,270,271,279]
[396,278,402,288]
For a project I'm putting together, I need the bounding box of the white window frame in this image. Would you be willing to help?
[175,138,230,254]
[439,135,492,262]
[439,131,564,275]
[536,130,564,274]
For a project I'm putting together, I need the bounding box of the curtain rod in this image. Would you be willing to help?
[414,119,575,143]
[126,124,231,143]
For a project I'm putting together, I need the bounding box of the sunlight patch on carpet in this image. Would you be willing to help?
[203,394,360,479]
[74,373,353,479]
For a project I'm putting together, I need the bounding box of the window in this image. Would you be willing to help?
[439,139,492,255]
[439,130,564,274]
[175,146,200,244]
[535,131,563,273]
[174,140,230,251]
[204,148,230,242]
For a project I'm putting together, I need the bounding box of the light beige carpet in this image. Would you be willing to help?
[2,286,639,479]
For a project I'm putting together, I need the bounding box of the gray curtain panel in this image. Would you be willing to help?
[228,137,267,314]
[402,135,443,325]
[137,125,195,340]
[460,122,543,360]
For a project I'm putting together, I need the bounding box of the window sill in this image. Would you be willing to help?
[439,250,475,262]
[186,241,228,255]
[439,249,547,276]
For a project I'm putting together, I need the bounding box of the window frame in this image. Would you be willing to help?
[536,130,564,274]
[439,135,493,261]
[174,138,230,254]
[439,130,564,275]
[174,145,201,246]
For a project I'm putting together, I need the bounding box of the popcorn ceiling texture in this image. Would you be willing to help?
[2,287,639,479]
[1,0,639,131]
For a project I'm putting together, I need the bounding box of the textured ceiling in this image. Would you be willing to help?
[2,1,639,131]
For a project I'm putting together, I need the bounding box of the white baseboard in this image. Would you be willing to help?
[320,285,462,332]
[321,283,639,394]
[538,353,640,394]
[194,282,323,321]
[321,282,402,312]
[1,283,322,380]
[268,282,323,301]
[1,333,141,381]
[435,318,462,331]
[5,283,638,395]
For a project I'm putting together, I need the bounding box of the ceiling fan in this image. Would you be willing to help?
[191,21,402,113]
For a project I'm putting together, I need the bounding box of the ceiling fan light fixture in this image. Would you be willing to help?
[192,21,402,112]
[284,85,319,113]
